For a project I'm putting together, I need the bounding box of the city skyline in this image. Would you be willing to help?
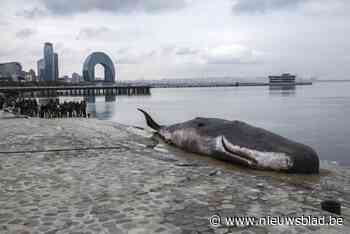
[1,0,350,80]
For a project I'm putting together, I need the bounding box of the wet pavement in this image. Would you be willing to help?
[0,111,349,233]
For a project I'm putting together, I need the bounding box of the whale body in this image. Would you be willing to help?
[138,109,319,174]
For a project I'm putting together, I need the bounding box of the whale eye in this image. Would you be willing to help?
[197,123,205,127]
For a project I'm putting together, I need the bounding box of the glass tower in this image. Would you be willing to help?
[44,42,54,81]
[54,53,59,80]
[37,59,45,81]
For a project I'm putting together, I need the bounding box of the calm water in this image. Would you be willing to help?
[85,82,350,166]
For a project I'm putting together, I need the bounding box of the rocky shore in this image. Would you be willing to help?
[0,111,349,233]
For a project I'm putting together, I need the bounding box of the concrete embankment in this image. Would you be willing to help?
[0,112,349,233]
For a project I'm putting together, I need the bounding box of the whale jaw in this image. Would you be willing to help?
[218,136,294,172]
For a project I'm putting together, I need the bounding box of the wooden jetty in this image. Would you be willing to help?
[0,84,151,97]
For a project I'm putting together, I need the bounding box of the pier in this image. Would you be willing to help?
[0,84,151,97]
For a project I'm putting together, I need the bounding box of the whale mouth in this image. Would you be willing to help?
[220,136,258,166]
[220,136,293,171]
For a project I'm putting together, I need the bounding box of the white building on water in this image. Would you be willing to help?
[269,73,296,85]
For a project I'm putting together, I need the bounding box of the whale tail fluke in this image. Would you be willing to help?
[137,108,162,131]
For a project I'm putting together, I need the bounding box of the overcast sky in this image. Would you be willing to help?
[1,0,350,80]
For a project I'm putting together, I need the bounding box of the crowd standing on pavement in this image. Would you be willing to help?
[0,97,88,118]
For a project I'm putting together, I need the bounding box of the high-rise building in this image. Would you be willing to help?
[54,53,59,80]
[37,59,45,81]
[72,72,82,83]
[24,69,36,82]
[37,42,59,81]
[44,42,54,81]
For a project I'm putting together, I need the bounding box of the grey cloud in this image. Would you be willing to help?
[205,56,259,64]
[41,0,189,15]
[117,48,158,64]
[118,56,146,65]
[202,45,262,65]
[232,0,306,14]
[161,46,199,56]
[16,7,47,19]
[117,44,260,65]
[0,48,15,57]
[76,27,111,40]
[176,47,199,55]
[76,26,149,42]
[0,20,9,26]
[15,28,37,39]
[161,46,177,55]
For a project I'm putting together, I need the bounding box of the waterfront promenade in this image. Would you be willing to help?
[0,112,349,233]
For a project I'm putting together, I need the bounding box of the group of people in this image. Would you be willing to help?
[16,99,39,117]
[1,97,88,118]
[0,96,4,110]
[39,99,87,118]
[0,95,17,112]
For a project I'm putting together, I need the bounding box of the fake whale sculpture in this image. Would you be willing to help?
[138,109,319,174]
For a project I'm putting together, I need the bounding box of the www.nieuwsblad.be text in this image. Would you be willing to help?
[209,214,343,227]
